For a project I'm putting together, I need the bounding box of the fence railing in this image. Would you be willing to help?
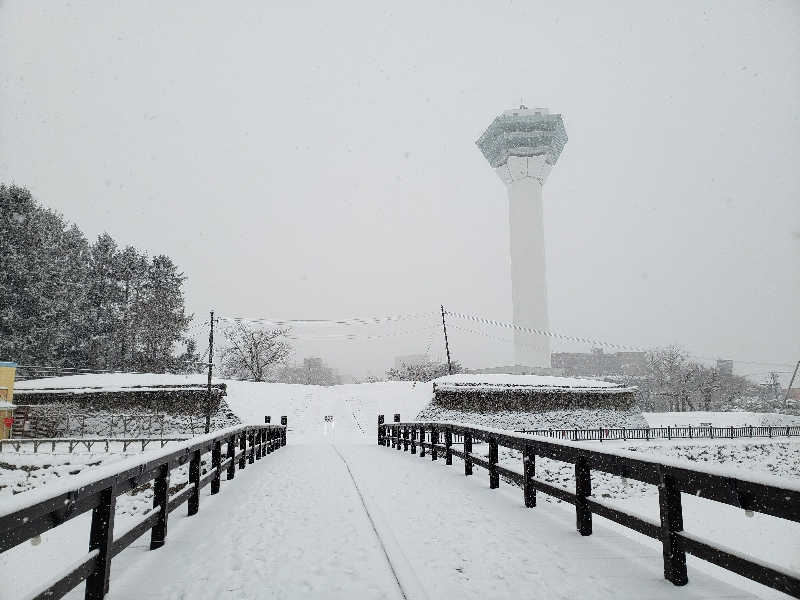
[377,416,800,597]
[0,417,288,600]
[0,436,192,454]
[515,424,800,442]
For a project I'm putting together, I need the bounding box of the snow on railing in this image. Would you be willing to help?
[0,416,288,600]
[378,415,800,597]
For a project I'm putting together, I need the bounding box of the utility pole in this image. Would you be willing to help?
[205,310,215,434]
[441,305,452,375]
[784,360,800,410]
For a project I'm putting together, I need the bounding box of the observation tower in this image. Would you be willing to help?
[476,106,567,369]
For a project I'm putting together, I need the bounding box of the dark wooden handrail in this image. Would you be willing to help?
[378,416,800,597]
[0,419,288,600]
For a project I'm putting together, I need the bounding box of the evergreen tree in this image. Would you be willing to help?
[1,184,192,372]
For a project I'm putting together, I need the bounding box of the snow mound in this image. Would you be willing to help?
[415,405,648,431]
[433,373,633,393]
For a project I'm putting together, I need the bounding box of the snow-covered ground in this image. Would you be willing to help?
[644,411,800,428]
[1,375,798,599]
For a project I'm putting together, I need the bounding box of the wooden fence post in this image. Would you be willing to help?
[239,433,247,470]
[410,426,417,454]
[403,426,409,451]
[188,449,201,516]
[658,471,688,585]
[226,435,236,480]
[445,429,452,465]
[393,414,400,449]
[265,416,271,423]
[575,456,592,535]
[431,427,438,461]
[489,437,499,489]
[249,431,256,464]
[281,416,287,446]
[523,444,536,508]
[211,440,221,494]
[150,463,170,550]
[85,486,116,599]
[464,431,473,476]
[420,426,426,458]
[378,415,385,446]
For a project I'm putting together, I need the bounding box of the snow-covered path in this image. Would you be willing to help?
[96,441,758,600]
[16,380,766,599]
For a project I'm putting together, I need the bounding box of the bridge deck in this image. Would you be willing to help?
[90,443,756,600]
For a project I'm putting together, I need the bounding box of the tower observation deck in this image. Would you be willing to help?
[476,107,568,369]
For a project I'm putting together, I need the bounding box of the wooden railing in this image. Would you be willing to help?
[377,416,800,597]
[0,418,288,600]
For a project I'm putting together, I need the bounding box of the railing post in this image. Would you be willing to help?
[769,426,772,439]
[420,426,426,458]
[658,470,688,585]
[188,449,201,516]
[150,463,170,550]
[689,425,693,439]
[523,443,536,508]
[464,431,473,476]
[265,416,271,424]
[85,486,116,599]
[378,415,385,446]
[445,429,453,465]
[226,435,236,480]
[281,416,287,446]
[211,440,221,494]
[239,432,247,469]
[489,437,499,489]
[431,427,438,461]
[410,426,417,454]
[667,426,671,440]
[575,456,592,535]
[403,426,409,451]
[392,414,400,449]
[249,431,255,464]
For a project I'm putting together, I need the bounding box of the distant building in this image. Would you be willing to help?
[394,354,429,369]
[551,348,648,377]
[716,359,734,376]
[276,357,340,386]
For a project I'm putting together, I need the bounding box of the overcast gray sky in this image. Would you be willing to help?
[1,1,798,381]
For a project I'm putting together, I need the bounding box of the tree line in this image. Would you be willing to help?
[0,184,198,372]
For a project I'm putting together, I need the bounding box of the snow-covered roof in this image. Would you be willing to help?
[433,374,635,394]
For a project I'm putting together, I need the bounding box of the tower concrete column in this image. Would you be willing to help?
[476,107,568,369]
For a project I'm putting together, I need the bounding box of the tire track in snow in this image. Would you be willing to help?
[331,444,429,600]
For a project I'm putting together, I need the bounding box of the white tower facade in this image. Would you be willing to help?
[476,107,567,369]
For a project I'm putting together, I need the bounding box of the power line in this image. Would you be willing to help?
[445,310,646,351]
[447,310,796,369]
[217,311,437,327]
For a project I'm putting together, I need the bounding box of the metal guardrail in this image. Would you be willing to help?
[378,416,800,597]
[515,424,800,441]
[0,418,288,600]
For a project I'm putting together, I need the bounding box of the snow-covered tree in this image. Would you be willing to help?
[221,323,291,381]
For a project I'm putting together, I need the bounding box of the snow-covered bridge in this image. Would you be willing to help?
[2,381,798,599]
